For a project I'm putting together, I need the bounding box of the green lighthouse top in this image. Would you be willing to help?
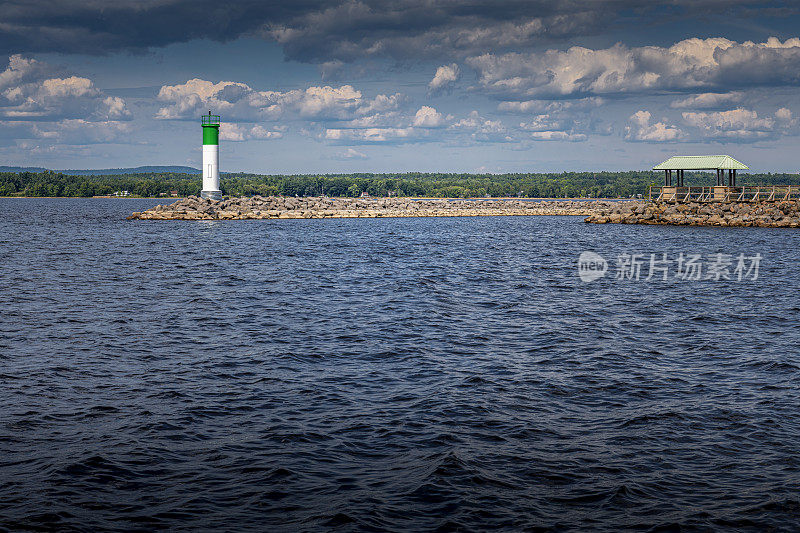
[201,111,220,127]
[202,111,220,145]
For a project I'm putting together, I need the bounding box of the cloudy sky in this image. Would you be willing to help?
[2,0,800,173]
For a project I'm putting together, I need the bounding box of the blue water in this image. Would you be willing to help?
[1,198,799,531]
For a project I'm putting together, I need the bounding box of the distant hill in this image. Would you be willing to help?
[0,166,48,173]
[0,165,200,175]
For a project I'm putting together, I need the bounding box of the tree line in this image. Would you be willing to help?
[2,170,800,198]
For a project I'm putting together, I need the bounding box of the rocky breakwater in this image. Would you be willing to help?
[585,200,800,227]
[129,196,628,220]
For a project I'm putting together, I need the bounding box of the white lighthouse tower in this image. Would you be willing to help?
[201,111,222,200]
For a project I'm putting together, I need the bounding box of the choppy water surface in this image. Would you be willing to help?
[1,198,799,532]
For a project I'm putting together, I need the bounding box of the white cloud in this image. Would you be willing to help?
[323,127,419,144]
[468,37,800,99]
[0,56,130,121]
[338,111,403,129]
[449,110,513,143]
[670,92,744,109]
[681,107,797,139]
[0,55,52,91]
[528,131,587,141]
[32,119,131,144]
[156,79,273,120]
[156,78,406,123]
[101,96,131,120]
[292,85,362,118]
[332,148,369,160]
[498,97,602,141]
[519,115,571,132]
[356,92,406,116]
[452,111,503,132]
[428,63,460,95]
[412,106,445,128]
[0,55,132,152]
[220,123,283,141]
[321,108,514,146]
[10,75,89,101]
[2,76,96,118]
[776,107,794,121]
[518,118,589,141]
[498,97,604,113]
[498,100,549,113]
[625,110,683,142]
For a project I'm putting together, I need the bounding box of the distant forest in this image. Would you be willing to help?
[2,170,800,198]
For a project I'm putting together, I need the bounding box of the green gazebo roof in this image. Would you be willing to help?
[653,155,748,171]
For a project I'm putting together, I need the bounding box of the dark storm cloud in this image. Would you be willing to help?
[0,0,324,55]
[0,1,794,60]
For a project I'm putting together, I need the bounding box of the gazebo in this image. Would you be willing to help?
[653,155,748,187]
[649,154,800,202]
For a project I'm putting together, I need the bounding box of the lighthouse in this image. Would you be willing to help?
[201,111,222,200]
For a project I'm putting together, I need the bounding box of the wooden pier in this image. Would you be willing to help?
[649,185,800,203]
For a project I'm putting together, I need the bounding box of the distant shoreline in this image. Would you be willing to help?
[1,195,629,201]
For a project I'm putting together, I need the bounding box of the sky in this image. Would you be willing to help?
[2,1,800,173]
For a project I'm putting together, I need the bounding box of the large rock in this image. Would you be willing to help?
[583,199,800,228]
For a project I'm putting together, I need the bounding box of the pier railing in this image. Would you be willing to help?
[648,185,800,203]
